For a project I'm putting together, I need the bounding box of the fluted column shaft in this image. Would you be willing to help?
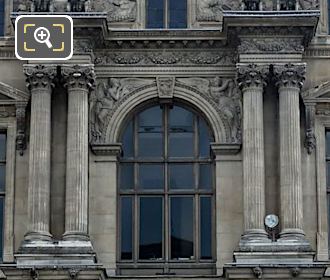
[237,64,268,240]
[62,65,95,241]
[24,65,56,241]
[275,63,306,239]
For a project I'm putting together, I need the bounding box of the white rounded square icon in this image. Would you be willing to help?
[15,15,73,61]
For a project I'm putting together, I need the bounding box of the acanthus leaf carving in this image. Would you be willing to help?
[237,64,269,90]
[62,65,95,90]
[274,63,306,89]
[23,65,56,91]
[89,78,155,143]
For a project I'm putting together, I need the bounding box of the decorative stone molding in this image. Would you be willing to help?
[305,103,316,154]
[90,78,155,143]
[15,104,27,156]
[177,77,242,143]
[90,143,122,156]
[62,65,95,90]
[238,38,304,54]
[157,77,175,102]
[94,50,237,66]
[196,0,241,22]
[91,0,137,22]
[23,65,56,91]
[237,64,269,90]
[274,63,306,89]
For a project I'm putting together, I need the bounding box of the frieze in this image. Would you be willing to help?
[238,38,304,54]
[94,50,237,66]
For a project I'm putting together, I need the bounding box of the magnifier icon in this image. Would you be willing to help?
[34,27,53,49]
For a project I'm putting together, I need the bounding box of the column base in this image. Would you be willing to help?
[24,230,53,242]
[238,229,271,251]
[15,240,97,267]
[62,231,90,241]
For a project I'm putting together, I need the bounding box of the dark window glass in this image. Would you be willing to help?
[200,197,212,259]
[122,121,134,158]
[0,0,4,36]
[328,0,330,34]
[169,164,194,189]
[199,118,212,158]
[169,0,187,28]
[121,197,133,260]
[0,165,5,192]
[139,164,164,190]
[119,104,214,269]
[120,163,134,190]
[0,133,6,161]
[139,197,163,260]
[146,0,164,28]
[169,106,194,157]
[171,197,194,260]
[199,164,212,190]
[138,107,163,158]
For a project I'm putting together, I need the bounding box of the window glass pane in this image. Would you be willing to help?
[121,197,133,260]
[169,106,194,157]
[120,163,134,190]
[139,164,164,190]
[0,197,3,261]
[122,121,134,158]
[146,0,164,28]
[199,118,212,158]
[199,164,212,190]
[200,197,212,259]
[0,133,6,161]
[169,0,187,28]
[171,197,194,260]
[139,197,163,260]
[169,164,194,189]
[0,0,3,36]
[138,107,163,157]
[0,165,5,192]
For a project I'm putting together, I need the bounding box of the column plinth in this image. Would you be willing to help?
[24,65,56,242]
[237,64,270,249]
[62,65,95,242]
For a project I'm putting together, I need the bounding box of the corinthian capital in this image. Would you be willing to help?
[24,65,56,91]
[237,64,269,90]
[274,63,306,89]
[61,65,95,90]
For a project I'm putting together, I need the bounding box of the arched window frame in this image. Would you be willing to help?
[116,102,216,275]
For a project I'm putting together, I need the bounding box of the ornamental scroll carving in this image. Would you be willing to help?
[197,0,242,21]
[91,0,137,22]
[238,38,304,54]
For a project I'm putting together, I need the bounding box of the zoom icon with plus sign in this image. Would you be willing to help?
[15,15,73,60]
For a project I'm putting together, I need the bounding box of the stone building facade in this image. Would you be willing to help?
[0,0,330,279]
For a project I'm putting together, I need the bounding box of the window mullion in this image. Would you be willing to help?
[165,0,169,28]
[164,105,169,264]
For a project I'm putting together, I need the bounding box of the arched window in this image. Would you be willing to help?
[118,104,215,275]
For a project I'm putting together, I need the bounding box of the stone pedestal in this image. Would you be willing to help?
[62,65,95,242]
[23,65,56,242]
[237,64,270,249]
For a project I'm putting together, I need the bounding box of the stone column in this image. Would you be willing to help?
[237,64,269,245]
[62,65,95,241]
[274,63,307,240]
[24,65,56,241]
